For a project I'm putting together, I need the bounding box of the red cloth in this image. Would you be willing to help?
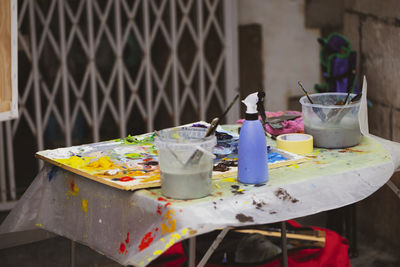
[149,220,350,267]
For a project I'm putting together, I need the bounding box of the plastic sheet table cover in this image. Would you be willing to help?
[1,133,399,267]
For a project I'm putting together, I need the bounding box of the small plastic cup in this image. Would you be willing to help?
[300,92,361,148]
[154,127,216,199]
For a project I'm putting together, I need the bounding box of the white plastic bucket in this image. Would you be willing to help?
[154,127,216,199]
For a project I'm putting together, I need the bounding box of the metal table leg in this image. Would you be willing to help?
[281,221,288,267]
[197,227,231,267]
[350,204,358,257]
[71,240,76,267]
[188,236,196,267]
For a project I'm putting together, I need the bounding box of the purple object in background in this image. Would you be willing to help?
[315,33,360,95]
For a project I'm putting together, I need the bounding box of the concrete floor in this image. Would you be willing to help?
[1,212,399,266]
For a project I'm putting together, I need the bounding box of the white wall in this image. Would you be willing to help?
[238,0,321,111]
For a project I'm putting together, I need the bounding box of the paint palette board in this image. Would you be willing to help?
[36,122,307,191]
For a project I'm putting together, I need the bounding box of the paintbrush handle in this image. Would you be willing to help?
[184,95,239,167]
[205,118,219,137]
[298,81,314,104]
[344,91,351,104]
[350,93,362,103]
[184,118,219,167]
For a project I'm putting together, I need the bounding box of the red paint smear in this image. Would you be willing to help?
[157,205,162,215]
[120,176,134,182]
[119,243,126,254]
[155,228,159,232]
[143,157,153,162]
[164,202,171,208]
[139,232,154,251]
[158,197,168,202]
[125,232,130,244]
[70,180,75,191]
[179,209,183,212]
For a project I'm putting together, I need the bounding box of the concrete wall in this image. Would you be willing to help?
[238,0,321,111]
[343,0,400,253]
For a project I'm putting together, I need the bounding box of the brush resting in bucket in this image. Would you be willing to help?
[154,127,216,199]
[300,92,361,149]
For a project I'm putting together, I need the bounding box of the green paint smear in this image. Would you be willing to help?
[118,134,156,145]
[125,153,143,158]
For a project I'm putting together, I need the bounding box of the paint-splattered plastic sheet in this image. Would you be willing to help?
[3,76,400,266]
[1,134,399,266]
[35,122,306,190]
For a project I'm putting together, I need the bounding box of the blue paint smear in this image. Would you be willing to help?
[47,166,59,181]
[268,152,287,163]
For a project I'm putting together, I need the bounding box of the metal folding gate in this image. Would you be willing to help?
[0,0,239,210]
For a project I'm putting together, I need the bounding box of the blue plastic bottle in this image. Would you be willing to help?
[238,93,268,184]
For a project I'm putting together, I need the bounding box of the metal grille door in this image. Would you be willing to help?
[0,0,239,209]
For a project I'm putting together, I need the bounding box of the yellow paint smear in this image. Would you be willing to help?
[171,233,181,240]
[84,156,114,170]
[161,219,176,235]
[81,199,88,213]
[220,177,236,182]
[164,210,175,219]
[182,228,188,235]
[140,174,160,183]
[153,250,163,256]
[161,210,176,235]
[57,156,115,173]
[165,239,174,249]
[35,223,42,228]
[312,149,321,155]
[57,156,90,169]
[164,233,180,250]
[128,170,147,176]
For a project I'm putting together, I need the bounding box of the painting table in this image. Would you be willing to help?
[1,125,400,266]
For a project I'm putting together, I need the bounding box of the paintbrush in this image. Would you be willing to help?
[343,90,352,105]
[333,86,353,106]
[350,93,361,103]
[326,92,349,121]
[298,81,314,104]
[204,94,240,138]
[327,93,363,124]
[184,94,240,167]
[298,81,326,122]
